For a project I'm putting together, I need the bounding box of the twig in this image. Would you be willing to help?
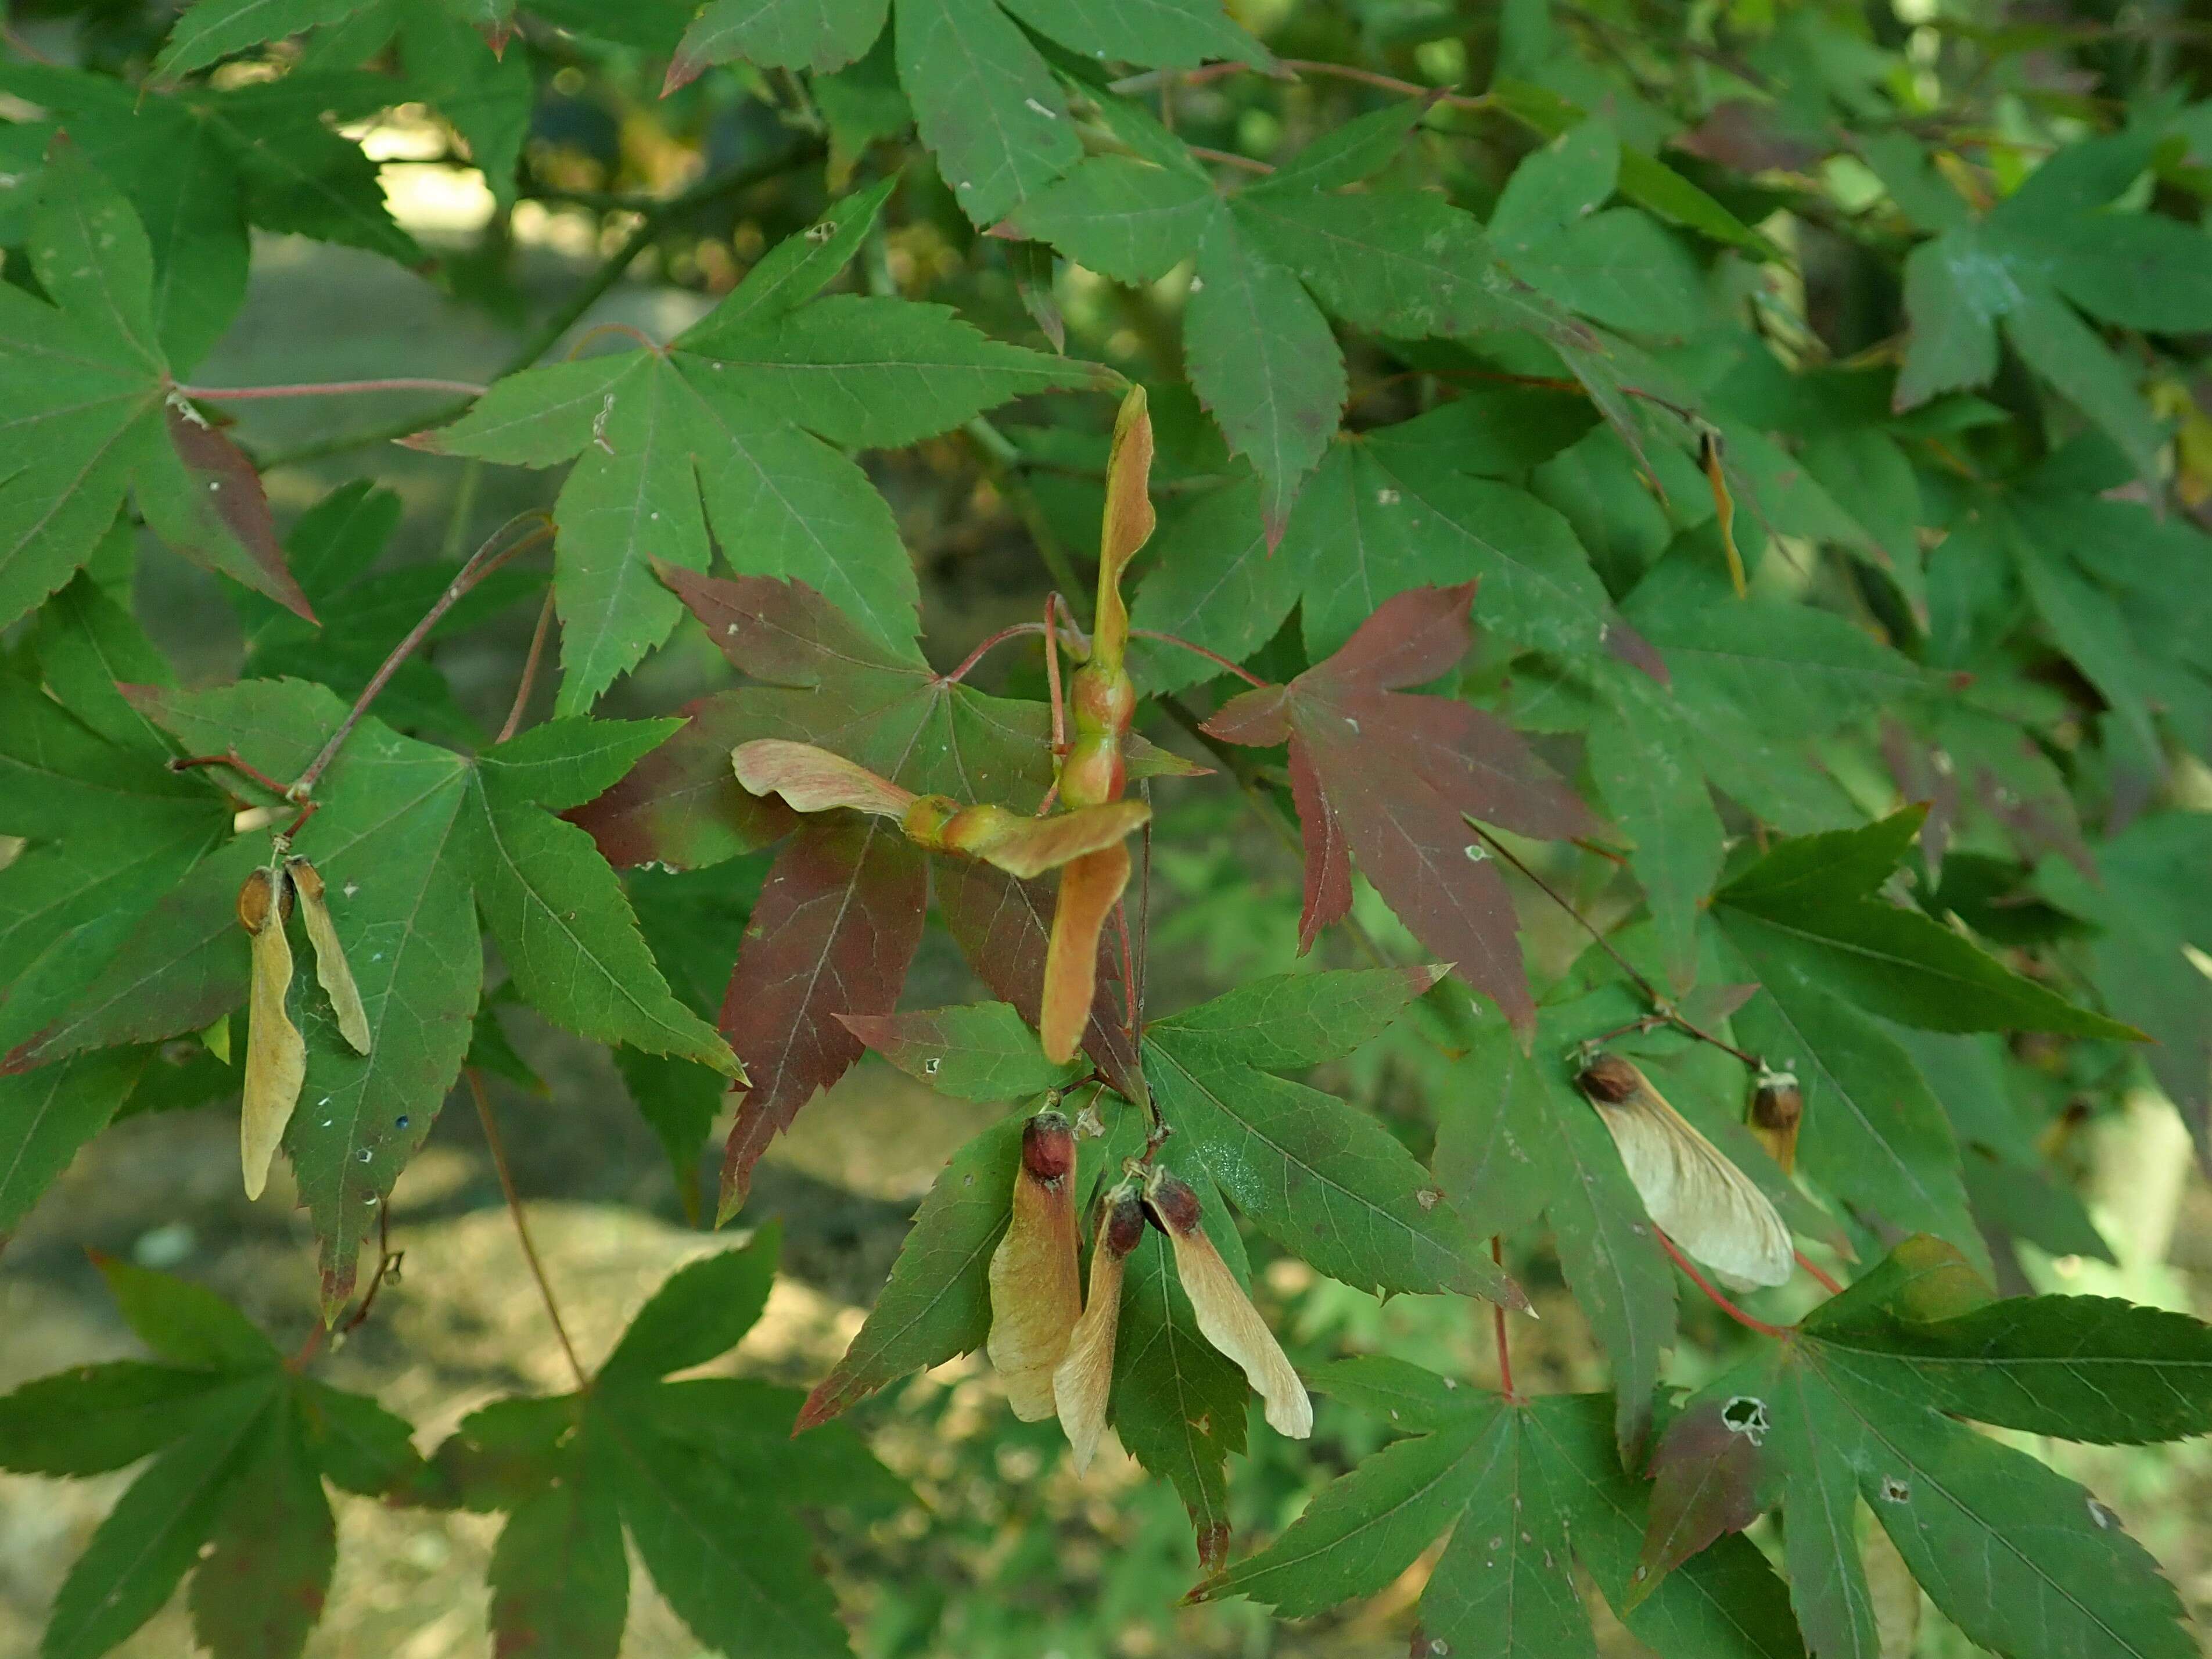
[1461,820,1764,1070]
[1657,1230,1792,1338]
[1188,145,1275,174]
[943,621,1047,685]
[1491,1236,1516,1399]
[1129,628,1268,688]
[500,589,558,743]
[175,378,486,401]
[467,1067,589,1389]
[1795,1249,1844,1296]
[564,321,662,359]
[169,749,293,801]
[293,514,553,799]
[256,138,825,469]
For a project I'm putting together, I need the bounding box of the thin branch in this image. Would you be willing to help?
[1462,820,1765,1069]
[500,588,558,743]
[1795,1249,1845,1297]
[293,514,553,798]
[1490,1236,1516,1399]
[1188,145,1276,174]
[1129,628,1268,688]
[256,138,825,469]
[564,321,662,359]
[943,621,1047,685]
[467,1067,589,1390]
[168,749,293,801]
[175,377,487,401]
[1657,1230,1793,1339]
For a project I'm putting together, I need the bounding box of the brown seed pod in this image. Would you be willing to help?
[1143,1166,1312,1438]
[1575,1053,1793,1292]
[238,866,306,1201]
[1054,1183,1146,1472]
[1748,1067,1802,1176]
[285,857,370,1055]
[986,1111,1083,1420]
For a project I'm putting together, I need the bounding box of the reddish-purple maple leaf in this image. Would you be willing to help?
[1204,582,1593,1036]
[570,562,1144,1221]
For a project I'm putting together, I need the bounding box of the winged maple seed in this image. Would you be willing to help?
[730,738,1151,880]
[986,1110,1083,1420]
[237,865,305,1202]
[236,856,372,1201]
[1748,1066,1804,1175]
[1042,384,1155,1061]
[1054,1182,1146,1473]
[285,857,371,1057]
[1576,1054,1792,1291]
[1144,1165,1313,1439]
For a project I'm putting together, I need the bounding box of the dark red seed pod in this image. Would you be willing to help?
[1577,1053,1640,1105]
[1101,1186,1147,1258]
[1143,1165,1204,1234]
[1021,1110,1075,1183]
[1751,1077,1803,1134]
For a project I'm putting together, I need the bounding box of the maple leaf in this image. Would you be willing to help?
[413,1227,904,1659]
[0,62,423,371]
[0,1257,420,1659]
[1204,583,1595,1035]
[0,138,312,634]
[1009,98,1641,534]
[608,561,1160,1220]
[1143,966,1527,1308]
[664,0,1267,227]
[412,178,1105,713]
[2,677,728,1309]
[1894,130,2212,482]
[1638,1236,2212,1659]
[1203,1368,1806,1659]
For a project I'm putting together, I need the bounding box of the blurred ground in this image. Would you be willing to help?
[4,171,2212,1659]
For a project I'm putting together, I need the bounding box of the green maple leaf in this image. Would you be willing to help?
[2037,812,2212,1164]
[417,1226,907,1659]
[1204,1371,1805,1659]
[840,1000,1084,1102]
[1714,809,2143,1040]
[1894,131,2211,481]
[665,0,1266,227]
[414,178,1104,712]
[1701,811,2141,1264]
[1436,989,1680,1459]
[1011,99,1636,536]
[2,676,729,1307]
[1487,120,1707,338]
[304,0,535,210]
[0,62,423,371]
[1638,1237,2212,1659]
[0,1257,419,1659]
[0,138,314,632]
[1141,966,1525,1308]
